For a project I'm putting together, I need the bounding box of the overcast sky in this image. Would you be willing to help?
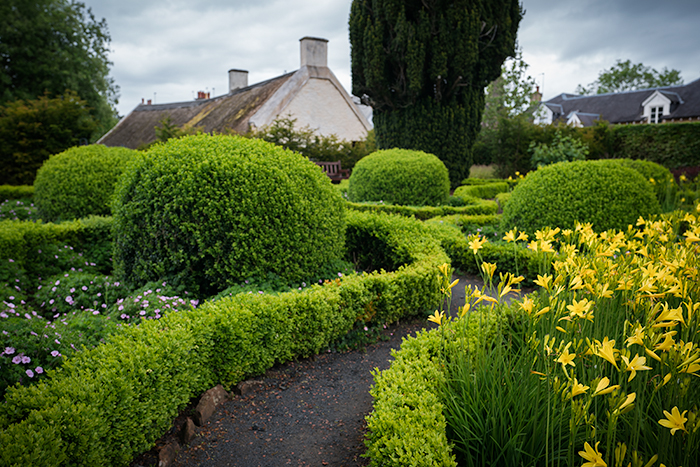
[82,0,700,117]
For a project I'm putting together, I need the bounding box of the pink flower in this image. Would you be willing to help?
[36,367,43,374]
[51,350,61,357]
[4,347,14,355]
[26,369,34,378]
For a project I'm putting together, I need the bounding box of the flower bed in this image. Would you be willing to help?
[0,210,448,466]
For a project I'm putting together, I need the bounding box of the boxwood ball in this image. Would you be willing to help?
[112,134,345,294]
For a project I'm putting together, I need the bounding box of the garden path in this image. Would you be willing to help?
[131,274,517,467]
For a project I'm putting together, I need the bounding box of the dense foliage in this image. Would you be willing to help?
[349,0,522,187]
[348,149,450,206]
[576,59,683,95]
[33,145,137,221]
[247,116,375,170]
[529,131,589,168]
[501,160,660,234]
[0,0,118,140]
[112,134,345,295]
[0,92,98,185]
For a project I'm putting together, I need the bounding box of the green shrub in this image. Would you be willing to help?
[112,134,345,295]
[501,160,660,235]
[529,131,589,168]
[348,149,450,206]
[0,217,113,294]
[453,182,509,200]
[345,198,498,220]
[495,191,511,210]
[612,121,700,168]
[611,158,675,205]
[0,185,33,200]
[34,145,137,221]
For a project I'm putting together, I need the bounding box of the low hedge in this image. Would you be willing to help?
[0,217,113,291]
[453,182,509,200]
[612,121,700,169]
[0,210,447,466]
[346,198,498,220]
[0,185,33,200]
[366,305,513,466]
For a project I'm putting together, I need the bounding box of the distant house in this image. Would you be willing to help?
[99,37,372,149]
[535,77,700,127]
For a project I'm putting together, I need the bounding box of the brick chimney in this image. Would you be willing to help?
[229,69,248,92]
[300,36,328,68]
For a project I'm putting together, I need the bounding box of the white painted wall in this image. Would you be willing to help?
[281,77,369,141]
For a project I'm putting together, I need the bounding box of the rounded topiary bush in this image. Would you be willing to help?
[34,145,138,221]
[348,149,450,206]
[611,158,675,203]
[501,160,660,234]
[112,134,345,295]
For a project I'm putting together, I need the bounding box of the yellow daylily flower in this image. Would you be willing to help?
[527,240,538,252]
[596,337,619,369]
[557,342,576,368]
[621,354,652,382]
[571,378,589,398]
[458,303,470,318]
[534,306,551,318]
[481,262,497,281]
[625,324,645,347]
[655,333,676,352]
[645,347,662,362]
[519,296,534,315]
[503,228,517,243]
[428,310,445,326]
[659,406,688,435]
[516,231,528,242]
[616,392,636,414]
[593,377,620,397]
[534,274,553,290]
[567,298,594,321]
[468,235,487,253]
[540,240,555,253]
[579,441,607,467]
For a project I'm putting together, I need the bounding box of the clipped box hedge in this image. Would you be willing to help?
[0,217,114,288]
[346,198,498,220]
[0,210,447,466]
[0,185,34,200]
[453,182,510,200]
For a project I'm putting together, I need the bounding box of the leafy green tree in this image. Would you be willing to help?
[0,0,118,140]
[247,116,376,170]
[475,47,539,165]
[349,0,522,187]
[0,91,97,185]
[529,131,589,168]
[576,60,683,95]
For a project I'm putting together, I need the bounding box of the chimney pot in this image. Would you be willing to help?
[229,69,249,93]
[299,36,328,68]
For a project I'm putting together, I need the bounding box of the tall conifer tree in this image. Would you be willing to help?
[349,0,522,186]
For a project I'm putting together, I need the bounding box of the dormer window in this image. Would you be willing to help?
[650,106,663,123]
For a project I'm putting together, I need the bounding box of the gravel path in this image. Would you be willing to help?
[131,274,515,467]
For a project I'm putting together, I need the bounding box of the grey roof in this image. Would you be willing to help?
[543,77,700,125]
[98,73,294,149]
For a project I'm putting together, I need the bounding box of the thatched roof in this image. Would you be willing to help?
[99,73,293,149]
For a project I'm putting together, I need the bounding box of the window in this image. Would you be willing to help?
[650,106,664,123]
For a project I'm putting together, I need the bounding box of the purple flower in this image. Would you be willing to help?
[65,296,72,302]
[92,310,100,315]
[4,347,15,355]
[70,288,75,293]
[139,310,146,316]
[21,355,31,364]
[30,331,38,336]
[338,272,343,277]
[12,355,22,364]
[55,339,61,344]
[55,280,60,286]
[51,350,61,357]
[8,259,14,263]
[0,312,8,318]
[82,286,87,291]
[49,299,54,305]
[118,305,124,311]
[8,296,14,300]
[26,369,34,378]
[36,367,43,374]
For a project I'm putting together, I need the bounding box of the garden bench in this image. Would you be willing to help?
[314,160,350,182]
